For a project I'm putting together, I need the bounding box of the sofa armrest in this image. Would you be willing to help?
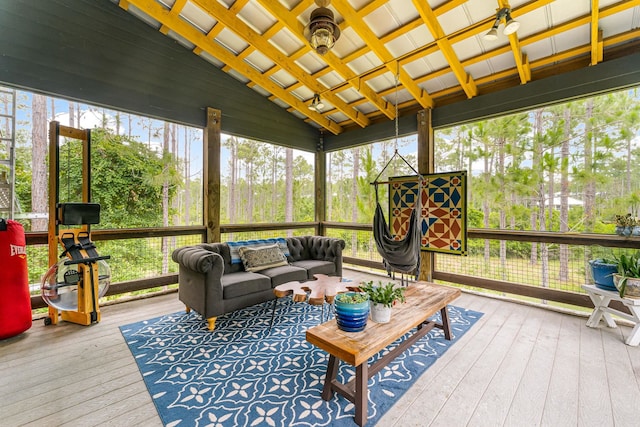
[172,245,226,319]
[172,246,224,276]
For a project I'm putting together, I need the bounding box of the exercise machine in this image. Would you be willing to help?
[41,122,110,326]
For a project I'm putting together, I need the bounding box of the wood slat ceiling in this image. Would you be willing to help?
[115,0,640,135]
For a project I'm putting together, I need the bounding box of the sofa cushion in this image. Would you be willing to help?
[258,264,308,286]
[221,272,271,299]
[228,238,290,265]
[291,260,336,279]
[238,244,289,272]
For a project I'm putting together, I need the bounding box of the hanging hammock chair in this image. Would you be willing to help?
[371,150,423,280]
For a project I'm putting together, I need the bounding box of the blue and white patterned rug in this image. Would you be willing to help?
[120,297,482,427]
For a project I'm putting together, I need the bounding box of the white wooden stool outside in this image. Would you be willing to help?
[582,284,640,346]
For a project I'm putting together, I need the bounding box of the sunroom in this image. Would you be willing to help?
[1,1,639,426]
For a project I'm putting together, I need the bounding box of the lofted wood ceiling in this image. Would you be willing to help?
[115,0,640,135]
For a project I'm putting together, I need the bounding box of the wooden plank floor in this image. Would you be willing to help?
[1,270,639,426]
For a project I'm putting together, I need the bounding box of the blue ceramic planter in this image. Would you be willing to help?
[589,259,618,291]
[334,292,369,332]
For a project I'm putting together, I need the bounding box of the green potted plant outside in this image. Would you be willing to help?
[358,280,406,323]
[589,255,618,292]
[614,213,640,236]
[613,252,640,298]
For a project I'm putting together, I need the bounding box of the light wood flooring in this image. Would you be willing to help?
[1,269,639,427]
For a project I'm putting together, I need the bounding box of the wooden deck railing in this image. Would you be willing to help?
[26,226,206,309]
[325,222,640,312]
[25,223,640,313]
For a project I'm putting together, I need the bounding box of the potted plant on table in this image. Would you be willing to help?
[358,280,406,323]
[613,251,640,298]
[334,292,369,332]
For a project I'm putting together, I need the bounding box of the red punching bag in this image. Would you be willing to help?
[0,219,32,339]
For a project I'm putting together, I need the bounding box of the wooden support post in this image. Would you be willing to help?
[47,122,59,276]
[47,122,59,324]
[204,107,221,243]
[417,109,434,282]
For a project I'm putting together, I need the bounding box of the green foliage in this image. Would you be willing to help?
[220,137,314,223]
[335,292,369,304]
[57,128,176,228]
[467,208,484,228]
[358,280,406,308]
[615,251,640,297]
[593,256,617,265]
[9,86,640,290]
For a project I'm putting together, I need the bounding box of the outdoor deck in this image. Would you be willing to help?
[1,269,639,426]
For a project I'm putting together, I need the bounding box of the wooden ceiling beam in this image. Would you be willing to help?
[190,0,368,128]
[412,0,477,98]
[257,0,395,121]
[308,0,471,111]
[158,0,186,35]
[591,0,604,65]
[356,0,388,17]
[425,29,640,112]
[353,28,640,122]
[462,0,638,70]
[123,0,343,135]
[327,0,551,107]
[333,0,631,108]
[332,0,434,108]
[193,0,248,56]
[124,0,640,130]
[497,0,531,84]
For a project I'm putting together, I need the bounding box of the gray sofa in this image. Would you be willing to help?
[171,236,345,330]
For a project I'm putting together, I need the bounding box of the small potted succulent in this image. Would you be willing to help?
[358,280,406,323]
[615,213,637,236]
[334,292,369,332]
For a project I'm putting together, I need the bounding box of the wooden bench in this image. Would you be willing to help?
[306,282,460,426]
[582,284,640,346]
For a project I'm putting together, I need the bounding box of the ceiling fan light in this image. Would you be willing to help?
[483,27,498,41]
[304,6,340,55]
[503,14,520,35]
[311,27,335,55]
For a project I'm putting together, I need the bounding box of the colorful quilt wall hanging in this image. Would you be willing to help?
[389,171,467,255]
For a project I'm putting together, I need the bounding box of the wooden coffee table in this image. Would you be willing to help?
[269,274,357,329]
[306,282,461,426]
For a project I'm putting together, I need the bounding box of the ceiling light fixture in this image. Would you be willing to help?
[308,93,324,111]
[304,0,341,56]
[484,7,520,40]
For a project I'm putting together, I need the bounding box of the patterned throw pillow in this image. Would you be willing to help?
[238,244,288,272]
[227,238,290,264]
